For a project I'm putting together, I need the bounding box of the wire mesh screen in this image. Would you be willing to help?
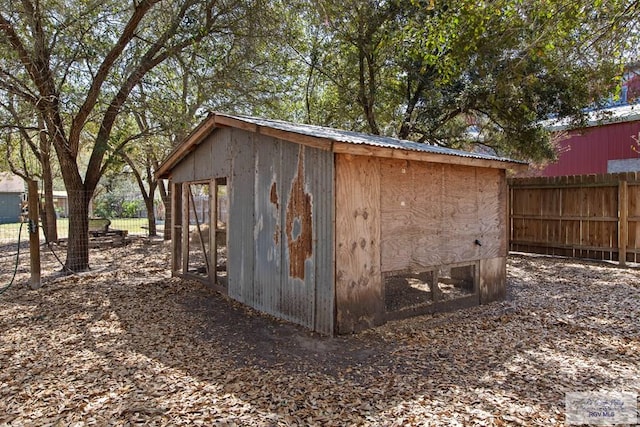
[0,190,28,290]
[186,184,211,278]
[0,186,168,290]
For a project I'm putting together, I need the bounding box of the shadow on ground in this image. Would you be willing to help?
[1,242,639,425]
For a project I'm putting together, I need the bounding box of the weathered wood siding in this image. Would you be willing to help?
[380,159,507,271]
[335,154,384,333]
[335,156,509,331]
[509,172,640,264]
[172,127,335,334]
[479,257,506,303]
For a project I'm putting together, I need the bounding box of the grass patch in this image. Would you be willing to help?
[109,218,149,235]
[0,218,156,242]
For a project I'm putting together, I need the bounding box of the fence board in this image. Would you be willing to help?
[509,173,640,265]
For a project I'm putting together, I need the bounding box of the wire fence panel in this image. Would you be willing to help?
[1,227,170,293]
[0,209,167,290]
[0,222,28,294]
[0,177,172,290]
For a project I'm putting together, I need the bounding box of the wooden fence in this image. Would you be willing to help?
[508,172,640,265]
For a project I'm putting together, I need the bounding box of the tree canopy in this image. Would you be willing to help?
[290,0,639,162]
[0,0,638,270]
[0,0,271,270]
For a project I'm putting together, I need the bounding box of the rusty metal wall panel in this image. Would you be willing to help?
[227,128,255,302]
[253,136,282,312]
[220,130,335,334]
[277,143,315,328]
[306,146,335,335]
[249,137,335,334]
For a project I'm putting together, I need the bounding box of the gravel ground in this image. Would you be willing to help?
[0,239,639,426]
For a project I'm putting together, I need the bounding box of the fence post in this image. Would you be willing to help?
[28,179,41,289]
[618,177,628,267]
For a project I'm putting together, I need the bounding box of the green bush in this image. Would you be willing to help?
[122,200,142,218]
[93,194,142,218]
[93,193,120,218]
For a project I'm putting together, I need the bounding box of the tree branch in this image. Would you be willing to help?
[120,152,150,200]
[69,0,161,150]
[97,129,153,178]
[0,68,39,104]
[0,12,43,91]
[85,0,225,191]
[0,100,42,162]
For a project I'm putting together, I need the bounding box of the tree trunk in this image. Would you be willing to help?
[144,162,158,237]
[143,178,157,237]
[64,183,91,272]
[357,43,379,135]
[40,155,58,243]
[145,196,157,236]
[38,117,58,243]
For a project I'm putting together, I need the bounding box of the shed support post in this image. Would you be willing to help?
[27,179,41,289]
[182,183,190,274]
[210,179,217,286]
[618,178,628,267]
[170,180,182,274]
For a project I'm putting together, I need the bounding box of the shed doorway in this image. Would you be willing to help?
[181,179,228,289]
[186,182,211,278]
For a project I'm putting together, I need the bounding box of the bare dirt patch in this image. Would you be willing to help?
[1,240,639,425]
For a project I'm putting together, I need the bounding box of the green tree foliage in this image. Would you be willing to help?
[0,0,267,270]
[292,0,639,162]
[117,11,298,239]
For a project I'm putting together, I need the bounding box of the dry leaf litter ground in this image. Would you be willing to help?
[0,238,639,426]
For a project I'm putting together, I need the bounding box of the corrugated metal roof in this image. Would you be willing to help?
[219,113,526,165]
[156,112,527,179]
[543,103,640,132]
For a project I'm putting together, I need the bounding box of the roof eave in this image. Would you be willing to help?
[156,112,528,179]
[154,113,218,180]
[332,142,528,171]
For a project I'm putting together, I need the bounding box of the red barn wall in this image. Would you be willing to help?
[537,120,640,177]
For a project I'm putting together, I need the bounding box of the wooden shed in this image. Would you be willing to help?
[155,113,526,335]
